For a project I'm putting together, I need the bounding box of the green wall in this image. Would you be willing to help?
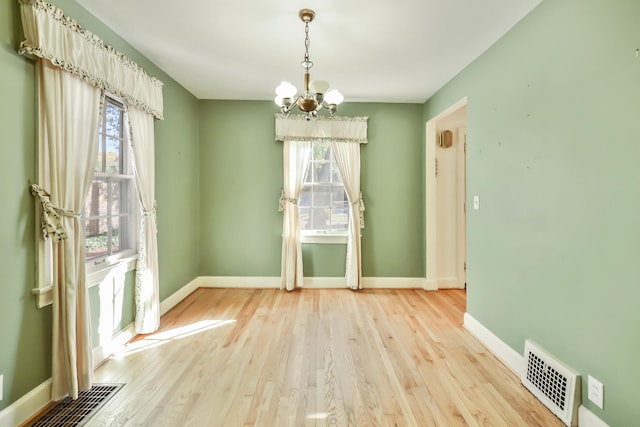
[0,0,200,412]
[0,0,49,409]
[424,0,639,425]
[198,101,424,278]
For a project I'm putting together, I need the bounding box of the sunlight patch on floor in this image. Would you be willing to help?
[306,412,329,420]
[113,319,236,358]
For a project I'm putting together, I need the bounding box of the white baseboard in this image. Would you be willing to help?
[199,276,427,290]
[92,323,137,369]
[463,313,609,427]
[463,312,525,376]
[437,277,465,289]
[160,276,201,315]
[304,277,345,288]
[578,406,609,427]
[424,278,438,291]
[198,276,282,289]
[0,379,51,427]
[362,277,426,289]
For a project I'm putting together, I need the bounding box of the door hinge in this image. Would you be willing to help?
[435,158,439,177]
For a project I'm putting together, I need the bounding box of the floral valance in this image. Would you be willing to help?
[18,0,164,119]
[275,114,368,144]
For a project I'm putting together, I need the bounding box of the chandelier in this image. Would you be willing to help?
[275,9,344,120]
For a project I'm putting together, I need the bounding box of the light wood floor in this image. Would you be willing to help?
[89,288,563,426]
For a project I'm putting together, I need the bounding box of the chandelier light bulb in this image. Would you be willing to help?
[275,81,297,99]
[324,89,344,106]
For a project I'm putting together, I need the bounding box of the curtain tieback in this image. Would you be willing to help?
[30,183,73,241]
[55,208,81,218]
[142,204,157,217]
[349,191,365,229]
[278,190,299,212]
[142,201,158,233]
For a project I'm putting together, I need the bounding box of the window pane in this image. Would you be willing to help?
[303,164,312,183]
[106,137,121,173]
[331,208,349,232]
[110,179,133,216]
[313,141,330,161]
[299,207,311,230]
[105,103,122,137]
[85,218,109,259]
[331,167,342,184]
[111,181,121,216]
[84,178,109,218]
[314,185,331,206]
[311,207,330,231]
[331,186,348,207]
[111,217,121,254]
[313,163,331,183]
[95,139,104,172]
[299,186,312,207]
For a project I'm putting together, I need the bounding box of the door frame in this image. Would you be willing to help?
[425,97,468,290]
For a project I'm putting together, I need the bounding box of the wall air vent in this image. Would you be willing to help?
[522,340,580,426]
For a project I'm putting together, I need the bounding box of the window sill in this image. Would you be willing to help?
[87,255,138,288]
[32,255,138,308]
[301,234,347,244]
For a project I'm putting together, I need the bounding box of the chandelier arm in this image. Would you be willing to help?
[280,95,303,115]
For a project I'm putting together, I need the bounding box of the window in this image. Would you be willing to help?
[299,141,348,239]
[81,97,137,266]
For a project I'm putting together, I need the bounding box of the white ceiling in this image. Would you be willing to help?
[74,0,543,103]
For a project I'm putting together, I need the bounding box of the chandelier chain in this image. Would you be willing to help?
[304,22,310,67]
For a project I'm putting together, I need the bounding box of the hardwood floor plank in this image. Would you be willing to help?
[89,289,564,427]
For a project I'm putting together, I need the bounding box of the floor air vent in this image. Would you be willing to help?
[522,340,580,426]
[29,383,123,426]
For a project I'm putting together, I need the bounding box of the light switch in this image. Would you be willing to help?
[473,196,480,210]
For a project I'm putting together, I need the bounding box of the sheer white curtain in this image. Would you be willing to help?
[331,141,364,289]
[279,140,312,290]
[127,107,160,333]
[35,59,101,400]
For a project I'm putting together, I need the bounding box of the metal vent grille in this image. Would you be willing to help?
[526,351,568,410]
[29,383,123,426]
[522,340,580,426]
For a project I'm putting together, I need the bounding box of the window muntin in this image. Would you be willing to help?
[82,98,136,262]
[299,141,348,235]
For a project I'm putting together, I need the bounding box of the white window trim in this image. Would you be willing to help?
[31,255,138,307]
[86,254,138,288]
[301,232,348,244]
